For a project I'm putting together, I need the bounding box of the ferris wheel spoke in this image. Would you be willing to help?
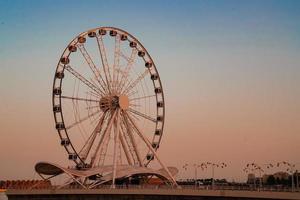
[79,112,107,162]
[121,111,143,166]
[117,48,138,94]
[129,103,141,108]
[66,109,101,130]
[90,111,103,127]
[85,104,101,110]
[127,90,139,97]
[127,110,140,121]
[125,112,177,184]
[61,95,100,103]
[90,110,118,167]
[122,69,149,94]
[86,90,101,99]
[77,44,109,94]
[71,96,87,139]
[117,52,130,63]
[130,95,156,101]
[96,34,112,93]
[65,65,104,96]
[128,108,156,123]
[113,35,121,93]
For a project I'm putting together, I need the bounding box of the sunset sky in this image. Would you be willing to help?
[0,0,300,182]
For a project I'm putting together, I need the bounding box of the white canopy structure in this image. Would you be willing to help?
[35,162,178,189]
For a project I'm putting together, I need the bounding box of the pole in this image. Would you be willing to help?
[259,170,262,191]
[194,165,197,188]
[112,110,121,188]
[296,170,299,192]
[292,170,295,192]
[212,165,215,189]
[291,168,295,192]
[254,173,256,190]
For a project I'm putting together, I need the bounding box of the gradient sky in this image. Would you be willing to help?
[0,0,300,182]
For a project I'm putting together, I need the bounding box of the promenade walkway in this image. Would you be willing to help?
[6,185,300,200]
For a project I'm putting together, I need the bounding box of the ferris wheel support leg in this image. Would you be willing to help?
[91,111,117,167]
[122,113,143,166]
[65,172,87,189]
[112,109,121,188]
[56,172,87,189]
[119,130,134,166]
[80,112,106,162]
[125,112,178,187]
[120,121,139,165]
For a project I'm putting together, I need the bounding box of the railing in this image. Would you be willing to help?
[4,184,299,193]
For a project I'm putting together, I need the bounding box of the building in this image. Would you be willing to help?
[262,174,270,184]
[247,173,255,184]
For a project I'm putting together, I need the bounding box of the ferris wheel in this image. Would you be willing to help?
[45,27,177,187]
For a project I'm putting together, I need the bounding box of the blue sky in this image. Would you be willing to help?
[0,0,300,181]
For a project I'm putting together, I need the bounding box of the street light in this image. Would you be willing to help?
[296,170,299,191]
[201,162,227,189]
[244,163,264,190]
[183,163,188,171]
[182,163,201,187]
[182,163,188,182]
[193,164,201,187]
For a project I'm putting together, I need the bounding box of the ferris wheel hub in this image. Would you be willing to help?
[99,94,129,111]
[119,95,129,110]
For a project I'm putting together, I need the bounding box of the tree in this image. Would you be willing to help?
[276,177,281,185]
[267,175,276,185]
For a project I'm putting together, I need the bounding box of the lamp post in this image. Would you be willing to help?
[201,162,227,189]
[244,163,264,190]
[193,164,201,187]
[182,163,201,188]
[182,163,188,182]
[296,170,299,191]
[183,163,188,171]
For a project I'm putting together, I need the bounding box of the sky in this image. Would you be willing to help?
[0,0,300,182]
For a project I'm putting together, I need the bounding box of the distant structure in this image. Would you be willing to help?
[262,171,290,184]
[0,180,51,189]
[274,172,289,180]
[35,27,178,189]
